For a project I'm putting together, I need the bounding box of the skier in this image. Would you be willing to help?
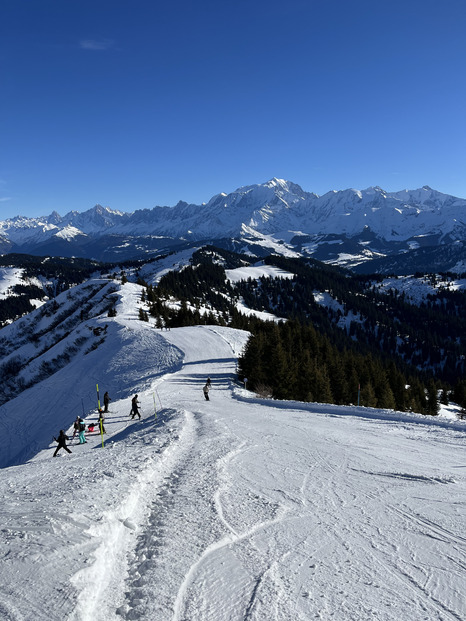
[103,391,111,413]
[203,382,210,401]
[72,416,80,439]
[78,417,87,444]
[98,408,106,433]
[131,394,141,419]
[53,430,72,457]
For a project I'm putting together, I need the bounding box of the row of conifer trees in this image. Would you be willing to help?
[237,319,440,415]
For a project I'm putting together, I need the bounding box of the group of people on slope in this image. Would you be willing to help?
[53,391,111,457]
[54,377,214,458]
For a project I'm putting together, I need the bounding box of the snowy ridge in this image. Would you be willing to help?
[1,179,466,251]
[0,281,465,620]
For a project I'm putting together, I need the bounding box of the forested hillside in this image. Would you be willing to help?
[1,247,466,415]
[0,254,109,326]
[138,247,466,413]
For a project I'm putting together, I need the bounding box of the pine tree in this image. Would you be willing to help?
[426,380,439,416]
[374,367,397,410]
[327,357,350,405]
[361,382,377,408]
[314,364,334,403]
[264,325,288,398]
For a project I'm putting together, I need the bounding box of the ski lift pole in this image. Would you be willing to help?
[357,383,361,407]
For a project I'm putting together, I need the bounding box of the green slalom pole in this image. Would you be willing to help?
[96,383,104,448]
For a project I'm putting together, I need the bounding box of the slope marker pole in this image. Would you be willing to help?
[96,383,104,448]
[156,388,163,410]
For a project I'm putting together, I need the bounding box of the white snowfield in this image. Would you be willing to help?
[0,283,465,621]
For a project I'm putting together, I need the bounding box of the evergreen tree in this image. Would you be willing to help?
[314,364,334,403]
[360,382,377,408]
[374,367,397,410]
[426,380,439,416]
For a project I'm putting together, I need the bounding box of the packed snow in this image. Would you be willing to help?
[225,264,294,284]
[0,282,465,621]
[0,267,25,298]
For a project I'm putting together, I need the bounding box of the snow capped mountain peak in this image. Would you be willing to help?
[1,179,466,269]
[92,204,107,215]
[54,225,88,241]
[48,210,63,224]
[265,177,288,190]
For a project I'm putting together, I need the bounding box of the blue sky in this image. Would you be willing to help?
[1,0,465,219]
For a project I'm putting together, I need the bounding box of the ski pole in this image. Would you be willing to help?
[153,392,157,422]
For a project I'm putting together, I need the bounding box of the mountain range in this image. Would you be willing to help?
[2,178,466,274]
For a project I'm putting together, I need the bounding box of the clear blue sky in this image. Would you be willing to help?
[1,0,465,219]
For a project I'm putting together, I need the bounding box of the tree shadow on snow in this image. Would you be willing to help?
[170,372,235,385]
[181,357,236,367]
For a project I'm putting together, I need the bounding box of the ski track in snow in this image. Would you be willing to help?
[0,284,465,620]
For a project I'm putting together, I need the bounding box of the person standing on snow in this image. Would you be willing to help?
[103,391,111,413]
[98,408,106,433]
[78,418,87,444]
[72,416,80,439]
[53,430,72,457]
[131,394,141,419]
[203,382,210,401]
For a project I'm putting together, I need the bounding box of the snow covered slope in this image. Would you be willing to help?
[0,282,465,620]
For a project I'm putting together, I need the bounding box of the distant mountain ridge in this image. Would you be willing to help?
[1,179,466,273]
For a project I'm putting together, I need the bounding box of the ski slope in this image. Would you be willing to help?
[0,283,465,620]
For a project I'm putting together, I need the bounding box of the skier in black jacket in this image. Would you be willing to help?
[131,394,141,419]
[53,430,72,457]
